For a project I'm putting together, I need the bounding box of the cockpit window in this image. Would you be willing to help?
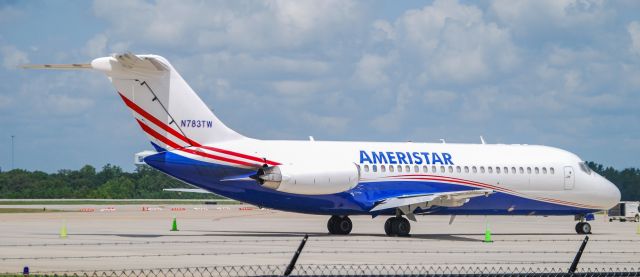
[579,162,592,174]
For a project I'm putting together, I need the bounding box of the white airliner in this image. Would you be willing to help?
[25,53,620,236]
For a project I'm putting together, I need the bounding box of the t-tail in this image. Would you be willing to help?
[23,53,245,152]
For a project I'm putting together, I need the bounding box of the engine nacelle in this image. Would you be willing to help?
[256,163,360,195]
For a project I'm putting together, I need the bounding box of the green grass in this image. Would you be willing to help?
[0,208,66,213]
[0,199,240,205]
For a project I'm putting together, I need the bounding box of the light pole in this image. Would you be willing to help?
[11,135,14,170]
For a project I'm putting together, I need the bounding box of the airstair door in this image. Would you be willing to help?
[564,166,575,190]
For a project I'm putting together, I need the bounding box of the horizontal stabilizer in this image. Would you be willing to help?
[21,63,92,70]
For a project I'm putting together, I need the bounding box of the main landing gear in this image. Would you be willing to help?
[384,216,411,237]
[327,215,352,235]
[326,215,412,236]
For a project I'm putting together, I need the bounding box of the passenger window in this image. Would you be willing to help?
[397,165,402,172]
[423,165,428,173]
[364,165,370,172]
[542,167,547,174]
[496,167,501,174]
[472,166,478,173]
[432,166,437,173]
[381,165,386,172]
[511,167,516,174]
[405,165,411,172]
[440,166,445,173]
[504,167,509,174]
[519,167,524,174]
[372,165,377,172]
[488,167,493,174]
[456,166,461,173]
[464,166,469,173]
[527,167,532,174]
[550,167,555,174]
[389,165,394,172]
[480,166,485,173]
[414,165,419,173]
[535,167,539,174]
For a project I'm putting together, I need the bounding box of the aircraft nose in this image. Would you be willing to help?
[601,177,621,209]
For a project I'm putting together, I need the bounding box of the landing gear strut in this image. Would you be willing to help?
[384,216,411,237]
[327,215,352,235]
[575,222,591,234]
[574,215,592,234]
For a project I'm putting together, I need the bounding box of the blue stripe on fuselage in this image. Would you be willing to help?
[144,151,596,216]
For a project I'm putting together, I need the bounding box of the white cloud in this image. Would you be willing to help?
[353,54,392,88]
[629,21,640,56]
[93,0,364,50]
[378,0,519,84]
[272,80,321,96]
[83,34,108,58]
[301,112,349,135]
[44,94,95,115]
[491,0,611,39]
[1,44,29,70]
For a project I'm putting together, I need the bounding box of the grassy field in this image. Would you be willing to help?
[0,199,240,205]
[0,208,66,213]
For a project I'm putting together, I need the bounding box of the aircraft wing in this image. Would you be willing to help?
[370,189,493,221]
[163,188,212,194]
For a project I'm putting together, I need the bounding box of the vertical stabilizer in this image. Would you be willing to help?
[91,53,244,151]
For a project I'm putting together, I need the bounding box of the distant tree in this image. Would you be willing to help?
[0,164,221,199]
[587,162,640,201]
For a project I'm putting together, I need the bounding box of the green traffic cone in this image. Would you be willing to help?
[60,221,68,238]
[483,224,493,243]
[170,217,179,231]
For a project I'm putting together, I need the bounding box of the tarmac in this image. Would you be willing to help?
[0,204,639,273]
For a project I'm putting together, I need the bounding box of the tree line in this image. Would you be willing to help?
[587,162,640,201]
[0,162,638,201]
[0,164,218,199]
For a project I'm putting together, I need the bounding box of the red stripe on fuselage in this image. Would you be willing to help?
[135,119,257,167]
[119,92,278,165]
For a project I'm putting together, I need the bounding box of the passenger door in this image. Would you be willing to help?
[564,166,575,190]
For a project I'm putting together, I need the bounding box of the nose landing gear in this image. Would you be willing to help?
[327,215,352,235]
[574,214,592,234]
[384,216,411,237]
[575,222,591,234]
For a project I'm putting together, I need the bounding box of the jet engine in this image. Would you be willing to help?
[252,163,360,195]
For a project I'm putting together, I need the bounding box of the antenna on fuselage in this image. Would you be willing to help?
[480,136,486,144]
[440,139,446,144]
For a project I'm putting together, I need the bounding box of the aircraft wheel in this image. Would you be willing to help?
[327,215,352,235]
[384,218,394,236]
[392,217,411,237]
[336,216,353,235]
[385,217,411,237]
[327,215,340,234]
[575,222,591,234]
[635,215,639,222]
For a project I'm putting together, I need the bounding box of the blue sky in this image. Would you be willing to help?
[0,0,639,172]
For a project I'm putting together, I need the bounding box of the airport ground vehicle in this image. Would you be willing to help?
[608,201,640,222]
